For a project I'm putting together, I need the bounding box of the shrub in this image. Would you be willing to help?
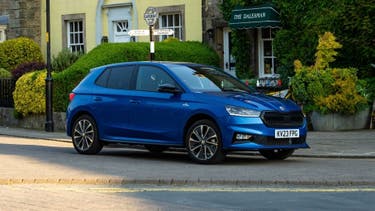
[162,37,180,43]
[11,61,46,80]
[13,70,52,116]
[0,68,11,78]
[52,48,83,72]
[291,32,368,115]
[53,42,219,111]
[0,37,44,71]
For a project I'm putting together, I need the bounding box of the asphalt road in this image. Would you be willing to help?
[1,184,374,210]
[1,135,375,210]
[1,135,375,185]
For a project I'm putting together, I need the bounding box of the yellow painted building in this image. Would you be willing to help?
[41,0,202,57]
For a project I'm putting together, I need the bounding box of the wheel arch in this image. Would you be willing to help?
[67,110,98,136]
[183,113,221,141]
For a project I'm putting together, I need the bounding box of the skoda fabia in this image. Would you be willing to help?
[66,62,308,164]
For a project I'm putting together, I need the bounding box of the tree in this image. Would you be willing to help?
[221,0,375,78]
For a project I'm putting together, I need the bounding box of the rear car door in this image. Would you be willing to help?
[93,64,137,140]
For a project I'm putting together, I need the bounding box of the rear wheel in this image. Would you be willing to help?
[185,119,225,164]
[72,115,103,154]
[259,149,294,160]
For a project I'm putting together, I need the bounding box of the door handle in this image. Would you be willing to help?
[94,97,102,102]
[129,99,140,104]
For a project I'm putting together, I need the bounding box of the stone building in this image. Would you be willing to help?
[0,0,41,44]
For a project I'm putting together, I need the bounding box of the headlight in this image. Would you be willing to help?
[225,105,260,117]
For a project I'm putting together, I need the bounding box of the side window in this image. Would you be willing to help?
[95,66,134,90]
[95,69,110,87]
[136,66,176,92]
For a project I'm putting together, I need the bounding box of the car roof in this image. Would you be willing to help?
[91,61,206,72]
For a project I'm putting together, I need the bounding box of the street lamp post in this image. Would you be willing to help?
[45,0,54,132]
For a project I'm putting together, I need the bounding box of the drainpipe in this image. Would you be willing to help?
[96,0,104,45]
[132,0,138,42]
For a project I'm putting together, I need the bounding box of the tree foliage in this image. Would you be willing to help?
[221,0,375,78]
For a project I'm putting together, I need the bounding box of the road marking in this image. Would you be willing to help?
[88,187,375,193]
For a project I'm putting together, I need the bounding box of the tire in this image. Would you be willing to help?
[185,119,225,164]
[259,149,294,160]
[72,115,103,154]
[145,145,168,153]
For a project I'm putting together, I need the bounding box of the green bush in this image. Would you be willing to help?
[0,37,44,71]
[53,42,219,111]
[291,32,368,115]
[52,48,83,72]
[13,70,51,116]
[0,68,11,78]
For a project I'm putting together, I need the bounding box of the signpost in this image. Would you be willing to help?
[128,29,149,37]
[128,29,174,37]
[153,29,174,36]
[144,7,158,61]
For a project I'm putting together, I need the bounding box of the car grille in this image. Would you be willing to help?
[261,111,304,128]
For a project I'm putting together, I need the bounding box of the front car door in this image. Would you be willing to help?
[127,65,188,145]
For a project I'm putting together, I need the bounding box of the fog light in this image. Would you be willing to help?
[236,133,253,140]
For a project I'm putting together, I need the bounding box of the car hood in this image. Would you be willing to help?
[205,92,301,112]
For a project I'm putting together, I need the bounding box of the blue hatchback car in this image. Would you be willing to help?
[66,61,308,164]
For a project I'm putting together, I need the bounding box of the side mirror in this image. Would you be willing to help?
[158,83,182,94]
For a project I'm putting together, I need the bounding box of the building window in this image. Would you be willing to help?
[62,14,86,53]
[258,28,278,76]
[67,20,84,52]
[159,13,182,41]
[0,26,6,43]
[156,5,185,41]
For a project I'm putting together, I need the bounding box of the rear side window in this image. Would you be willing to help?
[95,65,135,90]
[136,65,176,92]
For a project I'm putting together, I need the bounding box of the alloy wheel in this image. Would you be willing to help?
[72,115,103,154]
[187,120,225,163]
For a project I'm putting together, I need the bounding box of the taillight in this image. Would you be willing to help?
[69,93,76,101]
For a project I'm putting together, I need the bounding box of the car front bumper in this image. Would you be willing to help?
[221,116,309,151]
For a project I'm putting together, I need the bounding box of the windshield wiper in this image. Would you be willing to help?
[222,88,249,93]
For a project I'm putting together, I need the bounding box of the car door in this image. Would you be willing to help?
[127,65,188,145]
[93,65,137,140]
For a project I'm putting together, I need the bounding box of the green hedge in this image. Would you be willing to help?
[53,41,219,111]
[0,68,11,78]
[0,37,44,71]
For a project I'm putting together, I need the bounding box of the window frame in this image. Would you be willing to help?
[62,14,86,53]
[258,28,278,77]
[155,5,185,41]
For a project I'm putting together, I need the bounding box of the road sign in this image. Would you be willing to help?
[153,29,174,36]
[128,29,149,36]
[144,7,158,26]
[128,29,174,36]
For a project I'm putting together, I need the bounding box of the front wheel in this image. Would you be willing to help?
[259,149,294,160]
[185,119,225,164]
[72,115,103,154]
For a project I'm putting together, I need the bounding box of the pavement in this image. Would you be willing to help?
[0,126,374,158]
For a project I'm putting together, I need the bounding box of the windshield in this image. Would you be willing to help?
[169,65,253,93]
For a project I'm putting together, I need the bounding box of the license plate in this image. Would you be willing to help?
[275,129,300,139]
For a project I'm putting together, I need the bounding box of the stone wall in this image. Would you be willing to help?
[0,107,66,131]
[0,0,41,44]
